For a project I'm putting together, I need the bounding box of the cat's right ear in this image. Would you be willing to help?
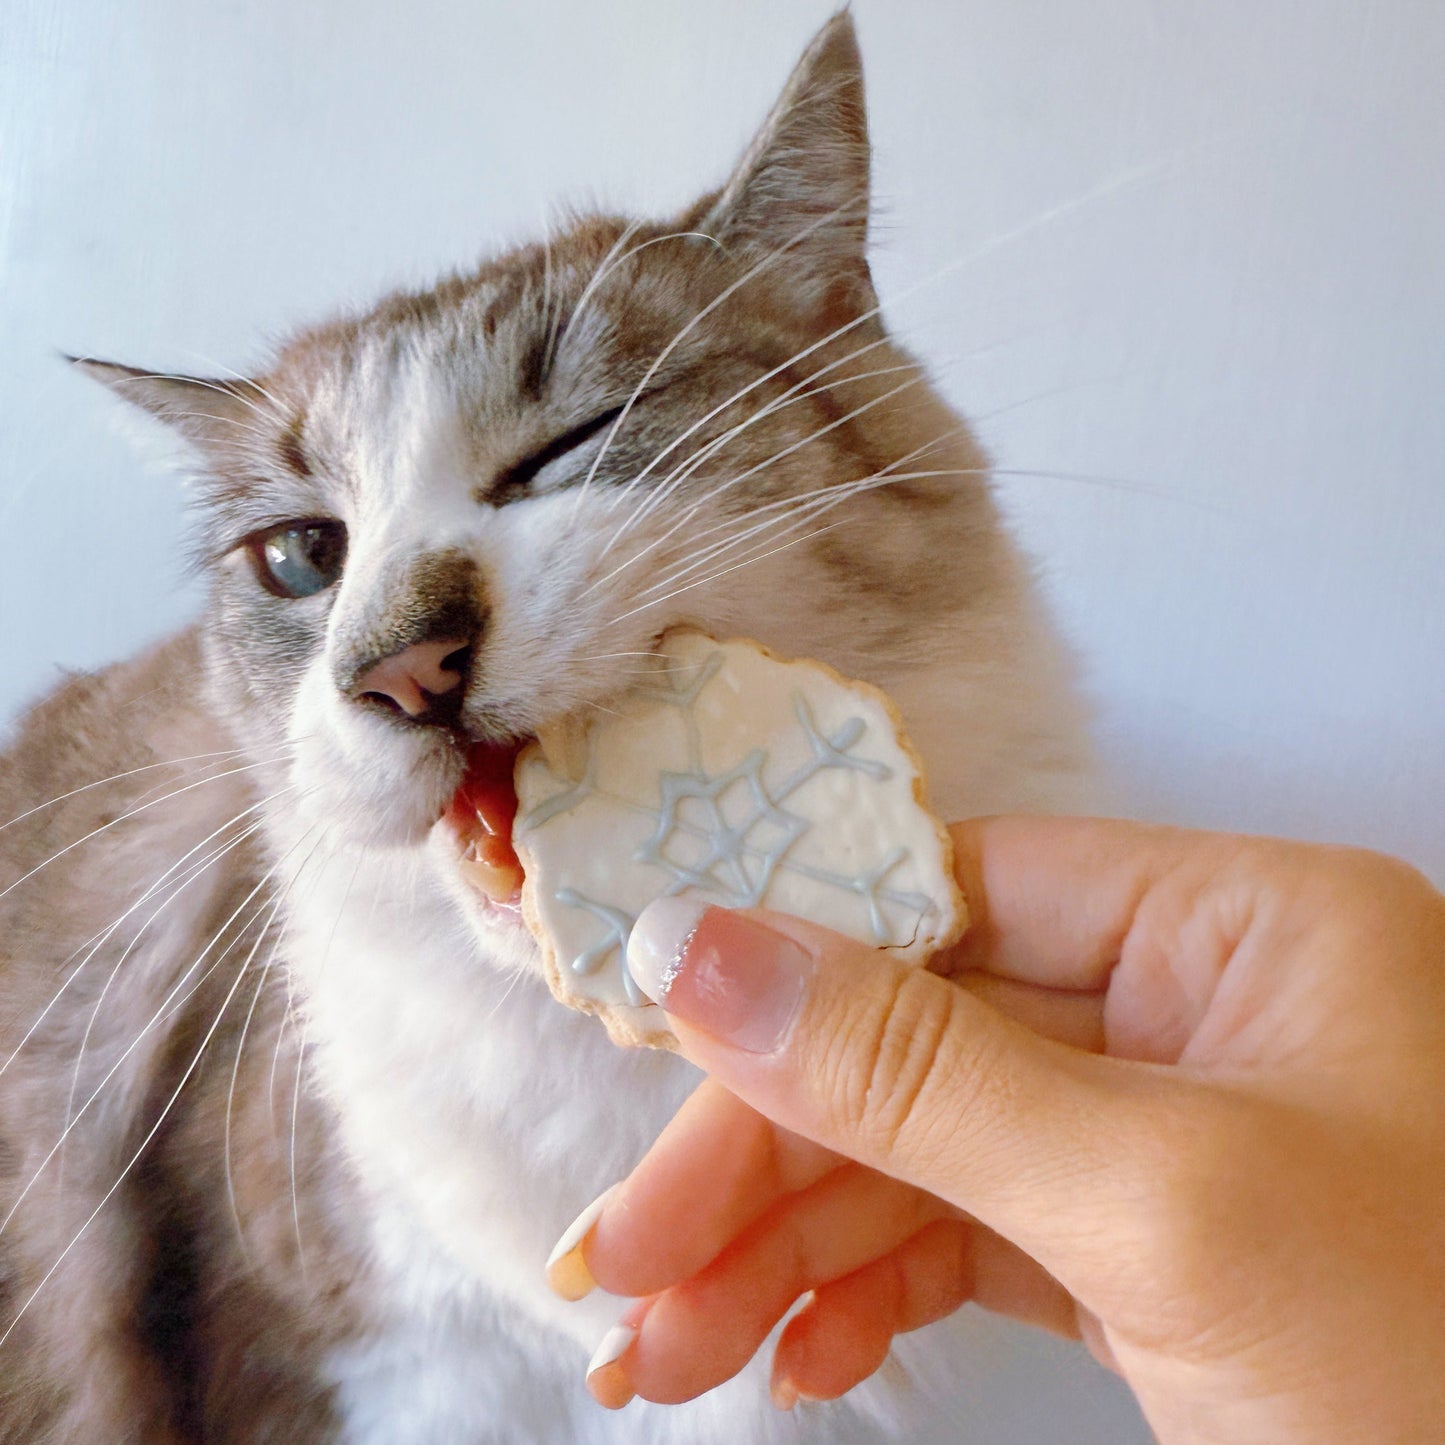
[68,357,269,463]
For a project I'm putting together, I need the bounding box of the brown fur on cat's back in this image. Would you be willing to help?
[0,633,368,1440]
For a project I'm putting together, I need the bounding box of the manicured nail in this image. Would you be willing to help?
[770,1373,799,1411]
[545,1186,613,1301]
[585,1323,637,1410]
[627,900,813,1053]
[770,1371,826,1411]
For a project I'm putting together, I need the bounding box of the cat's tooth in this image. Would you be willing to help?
[457,852,524,903]
[534,717,586,783]
[545,1186,613,1301]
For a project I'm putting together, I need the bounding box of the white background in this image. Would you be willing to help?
[3,2,1442,1438]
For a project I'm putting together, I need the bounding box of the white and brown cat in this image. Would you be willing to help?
[0,14,1094,1442]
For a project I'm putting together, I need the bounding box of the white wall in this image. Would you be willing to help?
[2,1,1442,1435]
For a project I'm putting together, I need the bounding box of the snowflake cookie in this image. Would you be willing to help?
[514,631,967,1048]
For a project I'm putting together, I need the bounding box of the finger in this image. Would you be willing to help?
[580,974,1103,1300]
[944,815,1249,988]
[625,899,1182,1286]
[957,972,1105,1052]
[774,1223,1081,1405]
[1076,1305,1122,1375]
[581,1079,839,1299]
[968,1227,1081,1338]
[771,1218,974,1407]
[622,1166,954,1404]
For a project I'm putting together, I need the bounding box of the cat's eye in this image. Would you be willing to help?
[249,520,348,598]
[488,403,627,502]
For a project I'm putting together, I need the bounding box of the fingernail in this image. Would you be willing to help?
[627,902,812,1053]
[770,1373,826,1411]
[545,1186,613,1301]
[585,1323,637,1410]
[770,1373,799,1411]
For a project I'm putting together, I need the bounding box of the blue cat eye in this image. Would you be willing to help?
[251,520,348,599]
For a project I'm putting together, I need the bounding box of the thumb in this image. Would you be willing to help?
[626,899,1170,1276]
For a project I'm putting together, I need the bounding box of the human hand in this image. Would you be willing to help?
[547,818,1445,1444]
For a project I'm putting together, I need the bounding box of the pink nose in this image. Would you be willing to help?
[352,638,468,718]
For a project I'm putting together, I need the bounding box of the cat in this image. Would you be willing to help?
[0,13,1096,1443]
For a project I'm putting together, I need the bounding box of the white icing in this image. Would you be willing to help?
[515,632,961,1015]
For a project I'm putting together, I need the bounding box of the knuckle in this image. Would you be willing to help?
[820,968,983,1168]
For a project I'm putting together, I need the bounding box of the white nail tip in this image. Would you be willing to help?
[626,896,709,1003]
[545,1186,612,1273]
[587,1323,637,1378]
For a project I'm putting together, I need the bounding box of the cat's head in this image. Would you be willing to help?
[77,14,992,919]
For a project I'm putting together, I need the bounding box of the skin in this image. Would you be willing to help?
[573,817,1445,1443]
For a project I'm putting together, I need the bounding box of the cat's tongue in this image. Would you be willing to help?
[444,741,525,908]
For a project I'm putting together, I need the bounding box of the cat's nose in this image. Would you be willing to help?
[350,638,471,723]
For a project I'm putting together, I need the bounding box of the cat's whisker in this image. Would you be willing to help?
[222,886,298,1270]
[538,225,559,380]
[0,745,298,906]
[991,465,1223,512]
[575,229,727,343]
[632,427,968,591]
[635,469,947,601]
[0,764,302,1084]
[595,370,926,599]
[58,813,275,1181]
[281,845,366,1290]
[632,491,853,605]
[580,698,626,721]
[479,956,530,1026]
[594,348,922,568]
[2,827,249,1084]
[564,225,726,365]
[609,512,856,631]
[589,228,954,552]
[594,329,898,549]
[568,197,869,520]
[636,450,1207,626]
[0,821,325,1353]
[653,365,928,525]
[0,746,258,836]
[224,826,328,1271]
[562,219,644,348]
[165,410,279,448]
[619,348,946,542]
[288,1017,311,1289]
[0,797,317,1246]
[575,650,662,660]
[609,457,971,628]
[620,450,961,614]
[97,369,283,431]
[267,994,298,1145]
[587,148,1193,570]
[172,352,289,422]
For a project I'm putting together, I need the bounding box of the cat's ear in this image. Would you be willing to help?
[694,11,877,330]
[69,357,269,462]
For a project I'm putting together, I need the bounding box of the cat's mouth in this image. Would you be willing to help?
[441,739,528,913]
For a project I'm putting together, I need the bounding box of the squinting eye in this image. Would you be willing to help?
[250,520,348,598]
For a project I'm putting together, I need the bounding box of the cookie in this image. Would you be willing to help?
[513,631,966,1048]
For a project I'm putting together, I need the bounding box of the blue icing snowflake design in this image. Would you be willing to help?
[526,643,941,1000]
[554,889,645,1005]
[637,749,808,906]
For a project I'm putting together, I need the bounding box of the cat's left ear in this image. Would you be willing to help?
[694,11,878,330]
[69,357,270,464]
